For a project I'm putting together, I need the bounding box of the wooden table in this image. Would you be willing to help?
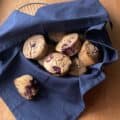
[0,0,120,120]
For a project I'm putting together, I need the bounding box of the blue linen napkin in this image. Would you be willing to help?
[0,0,118,120]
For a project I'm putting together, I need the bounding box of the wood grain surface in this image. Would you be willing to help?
[0,0,120,120]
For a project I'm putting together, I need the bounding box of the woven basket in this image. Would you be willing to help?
[17,0,72,15]
[18,2,48,15]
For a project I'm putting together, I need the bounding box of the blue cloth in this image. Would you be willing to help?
[0,0,118,120]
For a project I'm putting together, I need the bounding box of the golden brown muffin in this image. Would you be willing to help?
[56,33,81,56]
[69,58,87,76]
[43,52,72,75]
[48,32,65,42]
[78,40,100,66]
[14,75,39,100]
[23,35,48,60]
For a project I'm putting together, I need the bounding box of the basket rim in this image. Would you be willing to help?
[18,2,49,10]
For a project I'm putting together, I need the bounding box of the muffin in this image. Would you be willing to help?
[48,32,65,42]
[43,52,72,75]
[56,33,81,56]
[14,74,39,100]
[69,58,87,76]
[23,35,48,60]
[78,40,100,66]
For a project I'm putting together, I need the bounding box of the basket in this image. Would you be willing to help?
[18,2,48,15]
